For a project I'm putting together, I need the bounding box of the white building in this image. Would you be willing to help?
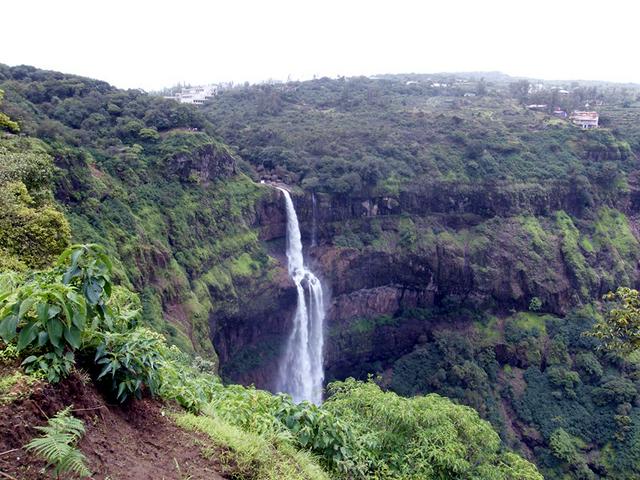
[164,85,218,105]
[570,111,599,129]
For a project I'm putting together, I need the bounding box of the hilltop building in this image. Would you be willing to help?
[164,85,218,105]
[570,111,599,129]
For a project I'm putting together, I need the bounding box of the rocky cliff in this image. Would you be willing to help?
[215,181,640,389]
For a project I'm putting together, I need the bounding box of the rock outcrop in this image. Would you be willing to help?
[169,142,237,184]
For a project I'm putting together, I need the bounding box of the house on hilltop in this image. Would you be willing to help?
[570,111,599,129]
[164,85,218,105]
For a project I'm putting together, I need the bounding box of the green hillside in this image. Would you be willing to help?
[3,64,640,478]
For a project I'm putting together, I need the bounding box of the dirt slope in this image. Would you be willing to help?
[0,369,226,480]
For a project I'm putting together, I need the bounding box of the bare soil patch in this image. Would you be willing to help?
[0,370,226,480]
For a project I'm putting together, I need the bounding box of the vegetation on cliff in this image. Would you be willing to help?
[2,64,640,478]
[201,74,640,478]
[0,66,546,478]
[0,64,279,361]
[0,245,540,478]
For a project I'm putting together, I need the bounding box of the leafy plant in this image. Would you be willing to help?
[591,287,640,353]
[94,327,165,402]
[274,399,354,471]
[0,245,112,385]
[57,244,113,326]
[22,351,75,383]
[25,406,91,478]
[0,274,87,354]
[158,346,220,413]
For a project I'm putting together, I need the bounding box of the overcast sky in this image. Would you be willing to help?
[3,0,639,90]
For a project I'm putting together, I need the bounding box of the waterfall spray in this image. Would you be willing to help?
[276,188,325,404]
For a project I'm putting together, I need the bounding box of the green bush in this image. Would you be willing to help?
[0,271,87,356]
[0,89,19,133]
[0,244,160,402]
[529,296,542,311]
[94,327,165,402]
[274,399,354,471]
[0,245,118,380]
[323,378,542,479]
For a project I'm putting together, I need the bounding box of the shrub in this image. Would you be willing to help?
[22,351,75,383]
[0,245,115,382]
[549,428,589,468]
[158,346,220,412]
[274,399,355,471]
[0,89,20,133]
[323,378,542,479]
[94,327,165,402]
[0,274,87,355]
[529,297,543,311]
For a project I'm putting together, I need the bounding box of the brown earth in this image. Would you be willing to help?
[0,368,227,480]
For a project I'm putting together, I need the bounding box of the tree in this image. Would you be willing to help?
[323,379,542,479]
[509,80,530,103]
[591,287,640,354]
[529,297,543,311]
[477,77,487,96]
[0,90,20,133]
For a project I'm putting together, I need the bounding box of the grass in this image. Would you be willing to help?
[350,315,398,334]
[593,207,639,259]
[474,315,502,344]
[519,216,553,255]
[229,252,262,277]
[174,412,329,480]
[555,210,597,297]
[0,369,38,405]
[511,312,548,336]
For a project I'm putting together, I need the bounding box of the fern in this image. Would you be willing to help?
[25,406,91,478]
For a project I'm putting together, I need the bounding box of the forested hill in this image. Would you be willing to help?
[3,64,640,479]
[204,74,639,195]
[0,63,274,361]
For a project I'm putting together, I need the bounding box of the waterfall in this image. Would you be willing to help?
[276,188,325,404]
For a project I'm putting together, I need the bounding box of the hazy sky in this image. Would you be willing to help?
[3,0,639,90]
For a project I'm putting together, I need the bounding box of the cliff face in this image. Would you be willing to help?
[213,181,640,389]
[211,260,297,388]
[168,142,237,184]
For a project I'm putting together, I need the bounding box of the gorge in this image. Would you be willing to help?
[1,64,640,479]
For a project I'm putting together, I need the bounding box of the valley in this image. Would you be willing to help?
[1,64,640,478]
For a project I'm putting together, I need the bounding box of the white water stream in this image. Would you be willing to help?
[276,188,325,404]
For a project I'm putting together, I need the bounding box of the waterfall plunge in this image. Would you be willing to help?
[276,188,325,404]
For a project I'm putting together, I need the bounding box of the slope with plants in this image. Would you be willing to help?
[3,65,640,478]
[0,69,542,479]
[202,75,640,478]
[0,65,295,375]
[0,242,541,479]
